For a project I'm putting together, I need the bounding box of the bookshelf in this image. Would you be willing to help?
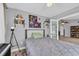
[70,26,79,38]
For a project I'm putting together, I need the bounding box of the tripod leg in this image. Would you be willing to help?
[10,31,14,46]
[13,32,20,52]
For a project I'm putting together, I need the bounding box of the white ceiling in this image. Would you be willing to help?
[65,16,79,20]
[6,3,79,19]
[62,13,79,21]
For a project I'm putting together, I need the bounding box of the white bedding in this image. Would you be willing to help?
[26,38,79,56]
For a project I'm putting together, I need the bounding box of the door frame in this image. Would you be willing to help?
[50,19,59,40]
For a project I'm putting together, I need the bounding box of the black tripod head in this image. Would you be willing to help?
[11,27,14,31]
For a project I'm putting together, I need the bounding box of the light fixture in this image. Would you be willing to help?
[61,23,65,25]
[47,3,52,7]
[47,0,53,7]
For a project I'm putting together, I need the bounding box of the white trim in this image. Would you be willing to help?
[57,20,59,40]
[58,12,79,21]
[11,47,26,52]
[0,3,5,43]
[59,12,79,20]
[50,19,58,40]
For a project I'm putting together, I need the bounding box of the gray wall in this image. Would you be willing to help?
[5,8,48,49]
[5,8,28,49]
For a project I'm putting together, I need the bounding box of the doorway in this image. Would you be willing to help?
[50,19,58,40]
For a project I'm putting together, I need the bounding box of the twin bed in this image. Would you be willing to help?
[26,38,79,56]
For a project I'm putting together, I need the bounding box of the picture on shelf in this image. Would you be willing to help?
[29,15,41,28]
[14,14,25,27]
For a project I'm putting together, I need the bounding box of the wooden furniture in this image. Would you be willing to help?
[70,26,79,38]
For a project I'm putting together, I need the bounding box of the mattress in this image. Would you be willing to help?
[26,38,79,56]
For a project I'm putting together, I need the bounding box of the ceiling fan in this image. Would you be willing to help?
[60,20,69,24]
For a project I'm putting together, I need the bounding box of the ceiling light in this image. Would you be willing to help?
[47,0,53,7]
[47,3,52,7]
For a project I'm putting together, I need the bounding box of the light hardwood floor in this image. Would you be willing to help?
[60,36,79,45]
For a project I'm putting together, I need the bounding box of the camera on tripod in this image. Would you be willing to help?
[10,26,20,52]
[11,27,14,31]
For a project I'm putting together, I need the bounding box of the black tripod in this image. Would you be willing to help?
[10,28,20,52]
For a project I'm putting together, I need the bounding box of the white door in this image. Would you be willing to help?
[50,19,58,40]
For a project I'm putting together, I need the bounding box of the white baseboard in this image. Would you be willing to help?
[11,47,26,52]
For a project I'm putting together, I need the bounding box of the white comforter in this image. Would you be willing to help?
[26,38,79,56]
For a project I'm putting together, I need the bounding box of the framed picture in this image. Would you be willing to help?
[29,15,41,28]
[14,14,25,27]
